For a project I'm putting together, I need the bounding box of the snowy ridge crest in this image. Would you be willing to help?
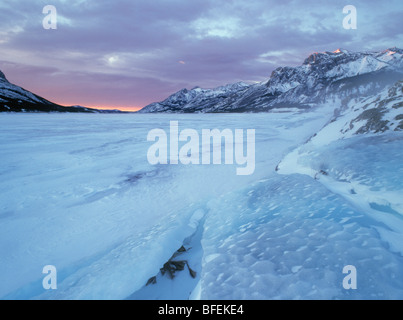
[138,82,250,113]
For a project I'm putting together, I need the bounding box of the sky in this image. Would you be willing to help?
[0,0,402,111]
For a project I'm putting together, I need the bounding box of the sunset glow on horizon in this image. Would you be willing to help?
[51,98,143,112]
[88,105,142,112]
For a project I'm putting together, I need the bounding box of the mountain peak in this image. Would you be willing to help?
[0,70,8,82]
[302,49,356,65]
[385,47,402,54]
[332,48,350,54]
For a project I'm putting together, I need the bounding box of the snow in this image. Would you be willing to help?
[0,80,43,104]
[280,132,403,248]
[0,106,403,300]
[199,171,403,299]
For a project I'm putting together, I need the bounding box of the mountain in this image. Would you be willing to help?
[287,79,403,152]
[276,78,403,181]
[336,80,403,135]
[138,82,250,113]
[138,48,403,113]
[0,71,126,113]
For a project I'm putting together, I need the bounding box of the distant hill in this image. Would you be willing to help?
[0,70,128,113]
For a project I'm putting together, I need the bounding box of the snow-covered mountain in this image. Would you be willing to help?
[139,48,403,113]
[138,82,251,113]
[0,71,125,113]
[335,80,403,136]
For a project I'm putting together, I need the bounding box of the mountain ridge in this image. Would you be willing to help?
[0,71,128,113]
[138,48,403,113]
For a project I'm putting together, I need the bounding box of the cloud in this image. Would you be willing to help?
[0,0,402,109]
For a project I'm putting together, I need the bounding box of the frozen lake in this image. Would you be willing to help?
[0,110,402,299]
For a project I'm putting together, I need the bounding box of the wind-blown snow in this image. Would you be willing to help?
[0,105,402,299]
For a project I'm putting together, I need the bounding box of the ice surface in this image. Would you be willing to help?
[200,174,403,299]
[280,133,403,254]
[0,108,402,300]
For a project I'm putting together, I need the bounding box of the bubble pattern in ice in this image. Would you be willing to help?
[201,174,403,299]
